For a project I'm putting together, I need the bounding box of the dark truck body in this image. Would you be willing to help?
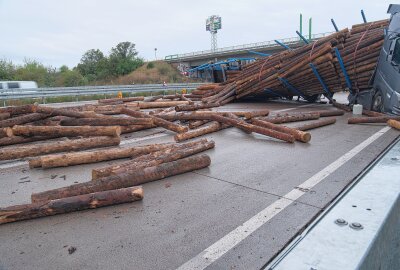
[352,4,400,115]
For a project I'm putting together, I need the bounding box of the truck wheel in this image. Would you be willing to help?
[372,91,384,112]
[305,94,321,103]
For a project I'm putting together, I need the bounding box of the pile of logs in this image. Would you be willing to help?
[188,19,388,104]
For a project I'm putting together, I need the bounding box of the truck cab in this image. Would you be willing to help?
[353,4,400,115]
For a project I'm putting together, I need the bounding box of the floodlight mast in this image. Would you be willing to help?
[206,15,221,52]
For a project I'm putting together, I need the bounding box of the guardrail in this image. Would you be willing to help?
[165,32,334,61]
[0,83,205,102]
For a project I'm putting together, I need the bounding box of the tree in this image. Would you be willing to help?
[108,42,143,76]
[0,59,15,80]
[76,49,106,81]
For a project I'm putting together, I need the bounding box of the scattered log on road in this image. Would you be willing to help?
[120,124,156,134]
[138,100,190,109]
[332,102,352,112]
[0,186,143,225]
[36,106,100,118]
[0,136,120,160]
[261,113,320,124]
[348,116,400,124]
[0,113,10,120]
[92,139,213,179]
[362,109,385,117]
[0,127,13,138]
[0,135,61,147]
[29,142,174,168]
[12,125,121,137]
[175,103,220,111]
[60,117,153,126]
[121,108,188,133]
[31,154,211,203]
[175,121,228,142]
[189,120,210,129]
[387,119,400,130]
[209,114,295,143]
[295,118,337,131]
[303,110,344,117]
[98,96,145,104]
[0,113,49,128]
[251,119,311,143]
[0,104,37,116]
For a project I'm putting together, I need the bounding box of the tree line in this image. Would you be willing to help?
[0,42,144,87]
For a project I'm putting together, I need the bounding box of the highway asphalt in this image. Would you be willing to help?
[0,97,398,270]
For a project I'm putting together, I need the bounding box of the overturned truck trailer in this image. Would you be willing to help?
[195,17,390,107]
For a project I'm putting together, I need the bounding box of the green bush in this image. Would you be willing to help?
[147,62,155,69]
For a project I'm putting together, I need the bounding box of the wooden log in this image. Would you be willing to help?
[362,109,385,117]
[60,117,153,126]
[189,120,210,129]
[0,136,121,160]
[175,121,228,142]
[0,113,49,128]
[209,114,295,143]
[0,104,37,116]
[0,113,10,120]
[98,96,144,104]
[251,119,311,143]
[36,106,100,118]
[387,119,400,130]
[295,118,337,131]
[138,101,190,109]
[348,116,400,124]
[0,186,143,225]
[175,103,220,111]
[93,140,215,179]
[12,125,121,137]
[121,108,188,133]
[92,139,208,179]
[31,154,211,203]
[303,110,344,117]
[0,135,61,147]
[29,142,174,169]
[261,113,320,124]
[120,124,155,134]
[0,127,13,138]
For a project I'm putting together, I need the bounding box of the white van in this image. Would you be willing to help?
[0,81,38,90]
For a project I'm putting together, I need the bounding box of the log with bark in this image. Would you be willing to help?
[0,113,49,128]
[31,154,211,203]
[260,113,320,124]
[295,118,337,131]
[121,108,188,133]
[0,104,37,116]
[12,125,121,137]
[0,127,13,138]
[138,100,190,109]
[0,113,10,120]
[175,103,220,111]
[98,96,145,104]
[36,106,100,118]
[175,121,228,142]
[0,136,120,160]
[29,142,174,168]
[387,119,400,130]
[251,119,311,143]
[0,135,61,147]
[348,116,400,124]
[0,186,143,225]
[60,117,153,126]
[92,139,213,179]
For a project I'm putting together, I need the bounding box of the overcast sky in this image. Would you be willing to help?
[0,0,394,68]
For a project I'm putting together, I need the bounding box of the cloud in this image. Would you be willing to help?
[0,0,394,67]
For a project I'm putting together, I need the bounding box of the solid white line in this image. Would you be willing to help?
[176,126,391,270]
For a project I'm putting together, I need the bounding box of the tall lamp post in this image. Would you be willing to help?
[154,48,157,60]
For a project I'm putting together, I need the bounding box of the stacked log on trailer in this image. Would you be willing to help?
[187,19,388,104]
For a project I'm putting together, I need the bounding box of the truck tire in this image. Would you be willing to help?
[305,94,321,103]
[372,90,384,112]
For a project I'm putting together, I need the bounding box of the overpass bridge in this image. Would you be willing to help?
[164,32,334,68]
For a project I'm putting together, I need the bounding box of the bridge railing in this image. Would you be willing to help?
[165,32,334,61]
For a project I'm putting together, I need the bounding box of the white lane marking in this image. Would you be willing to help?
[176,126,391,270]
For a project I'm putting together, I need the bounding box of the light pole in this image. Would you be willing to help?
[154,48,157,60]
